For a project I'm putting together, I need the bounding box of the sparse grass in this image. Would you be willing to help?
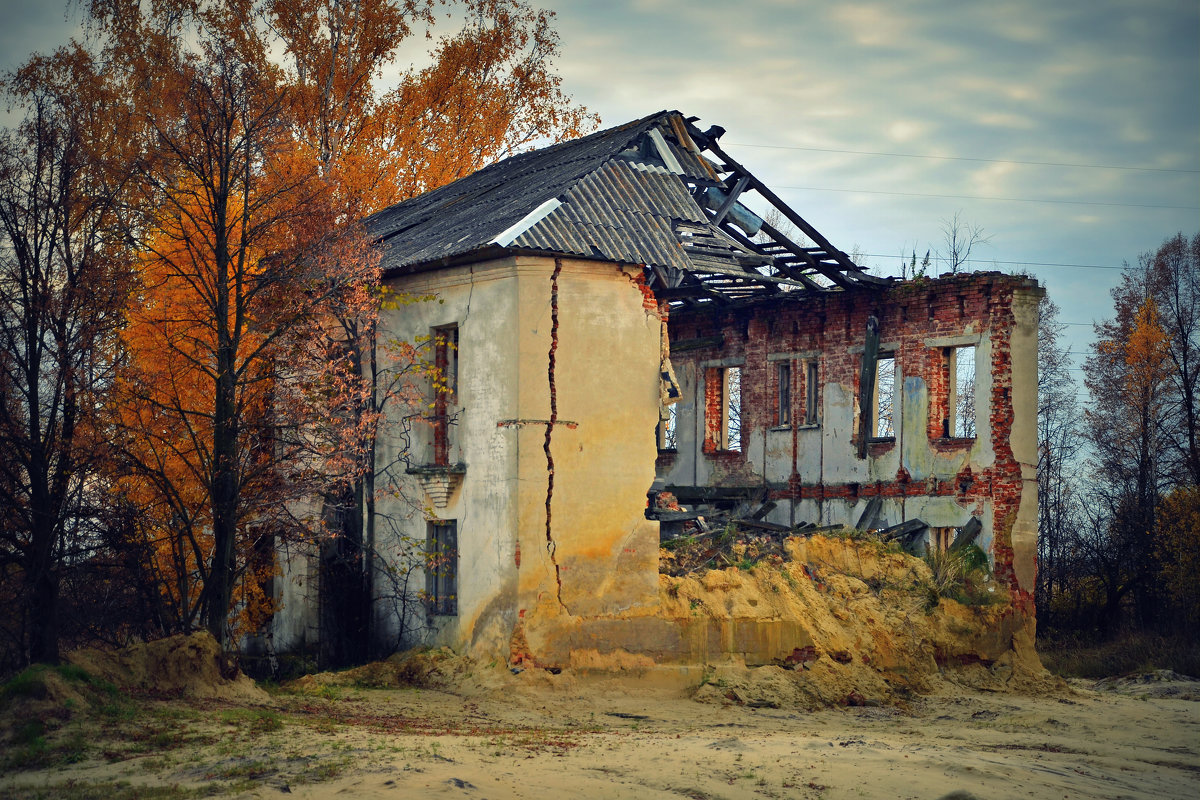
[1038,632,1200,679]
[292,754,354,784]
[1,663,113,706]
[922,544,1002,609]
[217,707,283,734]
[1,781,216,800]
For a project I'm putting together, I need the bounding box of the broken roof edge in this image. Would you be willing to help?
[661,270,1044,317]
[378,244,823,296]
[368,109,887,298]
[367,110,672,244]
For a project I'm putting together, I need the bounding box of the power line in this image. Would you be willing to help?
[728,142,1200,175]
[778,185,1198,211]
[861,254,1126,271]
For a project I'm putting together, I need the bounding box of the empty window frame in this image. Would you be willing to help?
[804,359,820,425]
[776,362,791,427]
[658,403,678,450]
[931,526,955,553]
[726,366,742,450]
[949,345,976,438]
[426,520,458,616]
[874,354,897,438]
[704,366,742,452]
[432,325,458,465]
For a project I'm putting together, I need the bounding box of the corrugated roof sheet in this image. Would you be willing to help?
[366,113,668,271]
[364,110,878,300]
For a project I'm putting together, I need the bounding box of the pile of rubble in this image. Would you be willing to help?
[650,490,980,577]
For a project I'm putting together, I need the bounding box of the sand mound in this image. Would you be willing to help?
[662,534,1055,708]
[286,647,501,694]
[0,664,101,730]
[65,632,267,702]
[1092,669,1200,700]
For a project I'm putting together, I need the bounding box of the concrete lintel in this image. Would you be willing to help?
[767,350,821,361]
[925,333,982,349]
[700,357,745,369]
[847,341,899,355]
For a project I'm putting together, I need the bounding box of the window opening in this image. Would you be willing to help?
[704,366,742,452]
[426,520,458,616]
[950,345,976,438]
[432,325,458,465]
[805,360,819,425]
[777,362,791,427]
[727,366,742,450]
[931,526,955,553]
[658,403,678,450]
[875,354,896,438]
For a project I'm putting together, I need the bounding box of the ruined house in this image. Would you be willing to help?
[269,111,1041,669]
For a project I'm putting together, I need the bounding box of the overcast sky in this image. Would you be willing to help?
[3,0,1197,387]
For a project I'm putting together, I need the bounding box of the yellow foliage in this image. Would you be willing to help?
[1156,487,1200,628]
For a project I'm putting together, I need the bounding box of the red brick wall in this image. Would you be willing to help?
[665,272,1041,603]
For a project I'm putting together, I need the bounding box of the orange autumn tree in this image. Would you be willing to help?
[270,0,596,660]
[95,1,374,646]
[91,0,594,650]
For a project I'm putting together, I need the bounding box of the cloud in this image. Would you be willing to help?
[831,4,912,48]
[973,112,1037,130]
[885,120,931,143]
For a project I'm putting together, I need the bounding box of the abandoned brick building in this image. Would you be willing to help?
[267,111,1041,668]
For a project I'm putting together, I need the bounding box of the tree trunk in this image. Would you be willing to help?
[205,340,240,648]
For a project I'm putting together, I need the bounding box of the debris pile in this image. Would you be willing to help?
[652,489,983,577]
[656,532,1053,708]
[65,632,266,701]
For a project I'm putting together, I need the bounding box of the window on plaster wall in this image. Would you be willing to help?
[426,520,457,616]
[950,345,976,438]
[658,403,678,450]
[805,360,820,425]
[931,526,954,553]
[874,354,897,439]
[777,362,791,427]
[432,325,458,465]
[705,366,742,452]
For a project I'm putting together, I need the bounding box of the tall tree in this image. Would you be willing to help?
[92,0,373,646]
[0,45,134,664]
[1144,233,1200,487]
[1083,232,1199,632]
[1034,295,1084,628]
[87,0,594,651]
[270,0,595,662]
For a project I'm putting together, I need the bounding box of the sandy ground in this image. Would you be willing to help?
[3,664,1198,800]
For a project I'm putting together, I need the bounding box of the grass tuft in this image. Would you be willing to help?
[1038,632,1200,679]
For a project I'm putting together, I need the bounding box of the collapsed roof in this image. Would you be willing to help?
[366,111,890,305]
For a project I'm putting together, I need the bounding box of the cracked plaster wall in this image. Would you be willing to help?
[369,256,661,664]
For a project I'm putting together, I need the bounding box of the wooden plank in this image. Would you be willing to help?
[714,221,824,290]
[649,510,704,522]
[950,517,983,552]
[789,523,846,536]
[668,335,724,353]
[855,496,882,530]
[667,485,765,503]
[880,518,927,541]
[856,316,880,459]
[699,137,891,289]
[732,519,790,533]
[710,175,750,227]
[750,500,778,521]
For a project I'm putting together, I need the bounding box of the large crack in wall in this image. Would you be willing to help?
[543,258,567,610]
